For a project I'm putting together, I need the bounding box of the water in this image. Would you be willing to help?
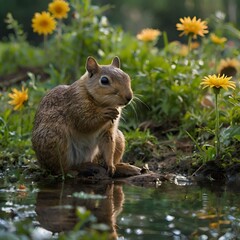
[0,178,240,239]
[118,183,240,239]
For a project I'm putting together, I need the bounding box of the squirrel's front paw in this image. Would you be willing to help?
[103,108,119,121]
[107,164,116,177]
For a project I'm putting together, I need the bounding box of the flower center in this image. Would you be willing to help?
[40,20,49,27]
[220,67,237,77]
[55,6,63,14]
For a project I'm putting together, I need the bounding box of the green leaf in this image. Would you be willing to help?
[233,135,240,142]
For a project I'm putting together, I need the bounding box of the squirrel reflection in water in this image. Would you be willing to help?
[36,182,124,239]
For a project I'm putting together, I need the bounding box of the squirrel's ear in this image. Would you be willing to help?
[86,56,99,77]
[111,56,120,68]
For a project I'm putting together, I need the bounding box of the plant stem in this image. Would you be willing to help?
[215,92,220,157]
[163,31,168,49]
[149,73,156,106]
[188,35,192,52]
[19,109,23,139]
[58,20,62,39]
[43,35,47,54]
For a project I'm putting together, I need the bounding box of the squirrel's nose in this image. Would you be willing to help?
[125,94,133,104]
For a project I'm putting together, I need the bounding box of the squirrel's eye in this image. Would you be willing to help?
[100,76,110,85]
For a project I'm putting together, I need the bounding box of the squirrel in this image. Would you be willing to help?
[32,56,133,176]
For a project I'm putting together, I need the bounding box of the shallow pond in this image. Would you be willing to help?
[0,177,240,239]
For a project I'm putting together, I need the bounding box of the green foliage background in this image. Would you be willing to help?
[0,0,240,164]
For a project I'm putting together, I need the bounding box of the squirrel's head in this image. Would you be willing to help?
[84,56,133,108]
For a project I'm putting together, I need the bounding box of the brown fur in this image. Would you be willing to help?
[32,57,133,175]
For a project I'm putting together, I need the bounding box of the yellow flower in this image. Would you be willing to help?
[210,33,227,44]
[48,0,70,19]
[136,28,161,42]
[8,86,28,111]
[32,11,56,36]
[176,16,208,39]
[201,74,236,90]
[217,58,239,77]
